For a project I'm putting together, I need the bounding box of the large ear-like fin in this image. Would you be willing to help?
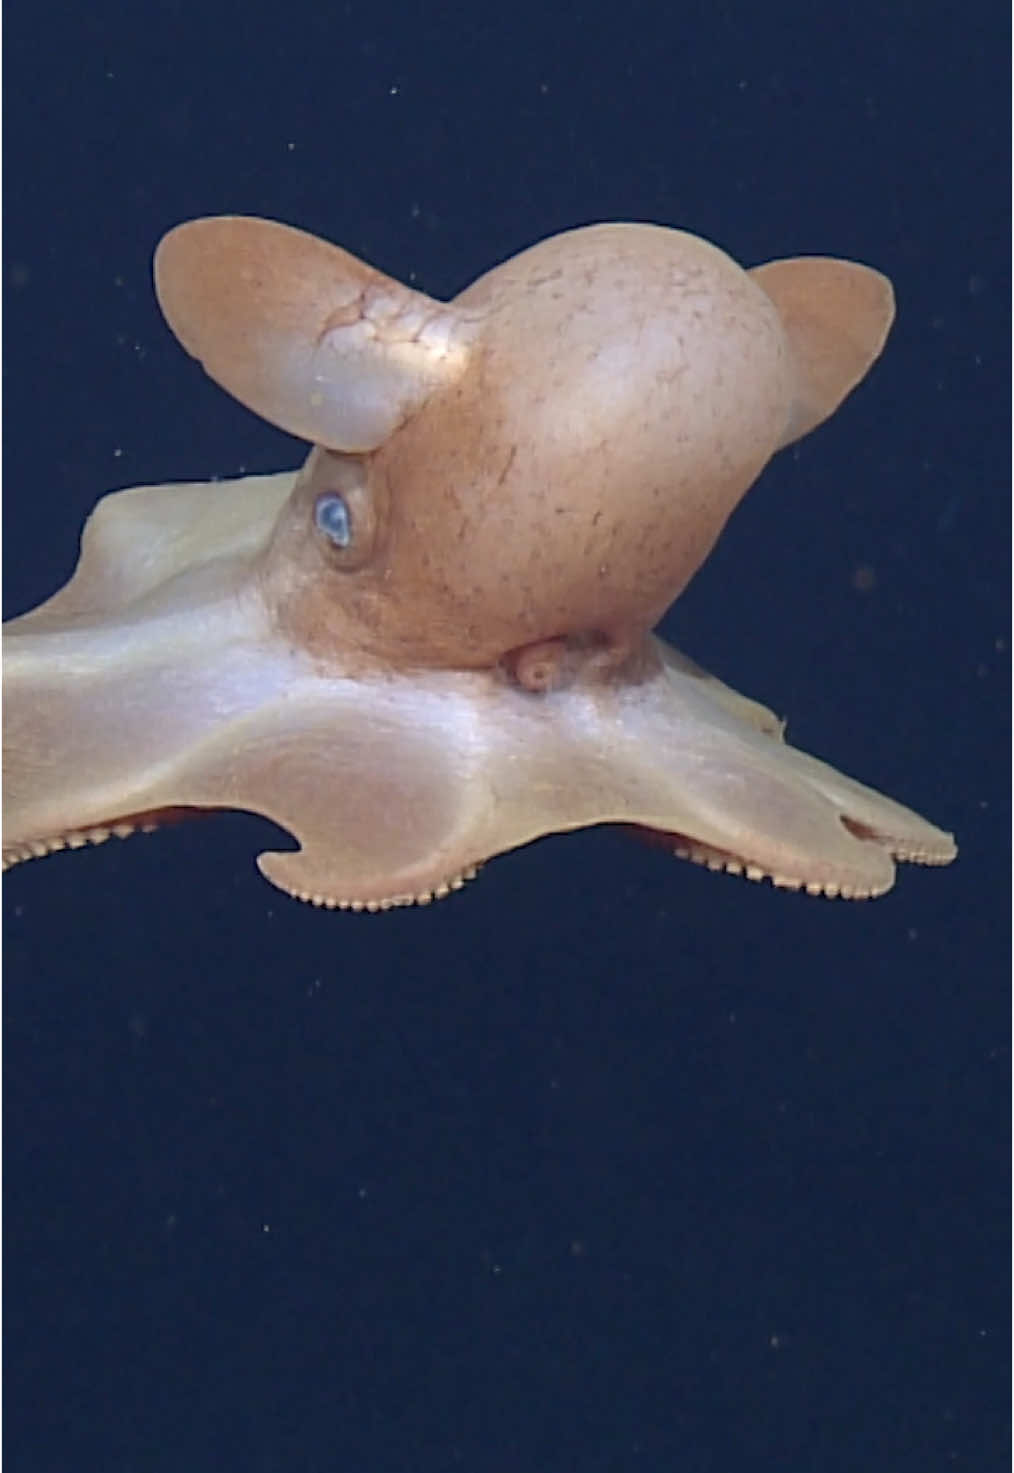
[750,257,895,448]
[154,216,475,451]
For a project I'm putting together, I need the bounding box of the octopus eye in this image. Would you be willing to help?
[314,492,352,549]
[303,451,378,571]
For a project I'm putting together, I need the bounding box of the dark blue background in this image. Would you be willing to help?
[4,2,1008,1470]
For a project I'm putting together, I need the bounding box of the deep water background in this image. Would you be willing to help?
[4,2,1009,1470]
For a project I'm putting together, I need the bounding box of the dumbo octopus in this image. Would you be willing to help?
[2,217,956,909]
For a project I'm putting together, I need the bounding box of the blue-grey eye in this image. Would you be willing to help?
[314,492,352,549]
